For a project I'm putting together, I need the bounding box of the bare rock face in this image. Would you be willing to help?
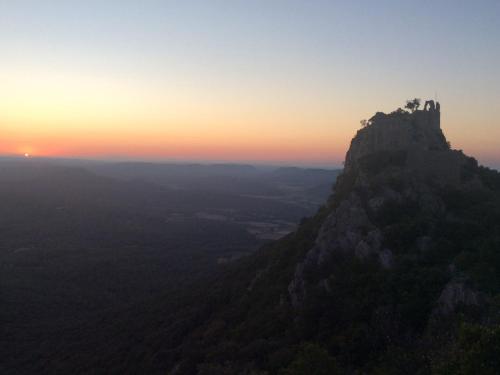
[288,101,473,307]
[434,280,482,315]
[345,102,469,187]
[315,193,374,262]
[288,263,306,307]
[378,248,394,269]
[288,190,393,306]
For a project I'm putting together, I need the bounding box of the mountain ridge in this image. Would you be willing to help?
[165,100,500,374]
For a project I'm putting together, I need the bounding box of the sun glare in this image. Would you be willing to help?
[24,153,30,158]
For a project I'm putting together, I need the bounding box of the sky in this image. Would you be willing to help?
[0,1,499,167]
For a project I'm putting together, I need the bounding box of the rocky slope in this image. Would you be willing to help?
[288,101,477,310]
[163,100,500,374]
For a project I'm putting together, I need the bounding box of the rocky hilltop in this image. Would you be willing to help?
[289,100,480,308]
[346,101,446,169]
[346,101,465,185]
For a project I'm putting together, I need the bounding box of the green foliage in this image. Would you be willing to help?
[372,345,430,375]
[405,98,421,112]
[388,107,410,117]
[478,165,500,191]
[434,323,500,375]
[280,343,341,375]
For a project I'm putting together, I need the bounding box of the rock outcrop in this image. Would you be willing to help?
[288,101,477,307]
[434,279,482,316]
[160,99,500,374]
[345,102,472,187]
[345,104,446,171]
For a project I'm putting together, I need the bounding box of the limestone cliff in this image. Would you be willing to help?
[345,103,446,171]
[345,102,468,186]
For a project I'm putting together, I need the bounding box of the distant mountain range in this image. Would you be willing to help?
[0,157,339,374]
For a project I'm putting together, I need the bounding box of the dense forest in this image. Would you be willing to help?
[0,160,338,374]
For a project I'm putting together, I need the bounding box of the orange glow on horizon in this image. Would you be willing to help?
[1,113,498,167]
[0,67,498,167]
[0,63,355,166]
[0,129,348,164]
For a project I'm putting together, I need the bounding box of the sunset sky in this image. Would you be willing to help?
[1,1,499,167]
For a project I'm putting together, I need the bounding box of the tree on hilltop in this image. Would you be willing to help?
[405,98,421,112]
[360,119,369,127]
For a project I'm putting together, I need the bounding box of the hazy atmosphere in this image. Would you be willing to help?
[1,1,499,167]
[3,2,500,374]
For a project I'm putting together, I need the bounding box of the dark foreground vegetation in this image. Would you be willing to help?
[0,158,338,374]
[3,153,500,374]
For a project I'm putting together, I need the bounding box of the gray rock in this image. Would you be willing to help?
[435,280,481,315]
[368,196,386,212]
[367,229,383,252]
[355,240,372,259]
[320,278,332,294]
[288,263,306,308]
[345,102,445,172]
[247,268,268,292]
[378,248,394,269]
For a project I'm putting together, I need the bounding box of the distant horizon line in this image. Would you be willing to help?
[0,153,343,170]
[1,153,498,172]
